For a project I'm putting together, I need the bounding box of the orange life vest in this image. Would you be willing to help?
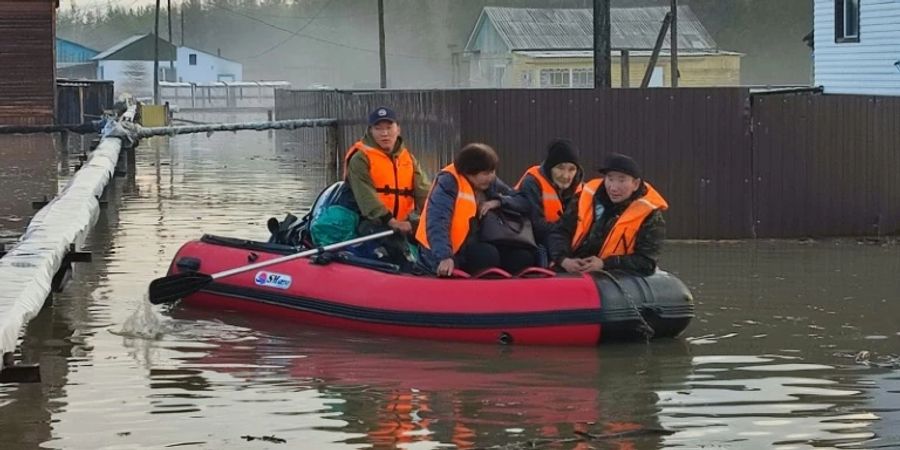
[344,140,416,221]
[571,179,667,258]
[415,164,477,255]
[515,165,582,223]
[367,390,432,448]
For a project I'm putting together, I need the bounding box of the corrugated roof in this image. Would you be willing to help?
[92,34,146,60]
[466,6,718,52]
[56,37,99,53]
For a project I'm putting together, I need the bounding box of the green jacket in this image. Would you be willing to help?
[346,132,431,224]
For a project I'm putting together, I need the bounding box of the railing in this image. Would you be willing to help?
[160,81,291,110]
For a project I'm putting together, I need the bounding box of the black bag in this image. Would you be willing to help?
[267,213,311,247]
[478,209,537,249]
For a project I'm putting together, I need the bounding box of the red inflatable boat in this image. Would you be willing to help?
[162,234,694,346]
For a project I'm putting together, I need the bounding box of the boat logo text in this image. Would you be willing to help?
[254,271,292,289]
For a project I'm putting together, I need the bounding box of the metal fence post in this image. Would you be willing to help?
[326,124,339,184]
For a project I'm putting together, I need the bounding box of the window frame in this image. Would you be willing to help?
[571,68,593,88]
[835,0,860,43]
[539,68,571,88]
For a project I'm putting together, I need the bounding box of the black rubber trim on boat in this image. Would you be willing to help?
[595,304,694,322]
[201,234,297,255]
[201,282,606,328]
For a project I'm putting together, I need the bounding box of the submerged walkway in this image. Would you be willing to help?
[0,114,134,361]
[0,113,336,378]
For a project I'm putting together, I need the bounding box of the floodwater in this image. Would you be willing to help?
[1,113,898,450]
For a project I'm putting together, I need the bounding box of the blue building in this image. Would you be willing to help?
[56,37,99,79]
[56,37,98,63]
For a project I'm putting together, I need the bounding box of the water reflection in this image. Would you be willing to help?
[1,112,898,449]
[0,134,60,246]
[867,371,900,449]
[663,240,900,449]
[0,158,125,449]
[666,240,900,353]
[659,356,876,448]
[160,308,694,449]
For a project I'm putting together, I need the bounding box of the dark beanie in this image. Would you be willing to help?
[598,153,642,179]
[542,139,579,171]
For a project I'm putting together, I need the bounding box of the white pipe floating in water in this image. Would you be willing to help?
[0,120,130,356]
[136,118,336,138]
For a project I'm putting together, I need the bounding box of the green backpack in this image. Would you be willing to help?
[310,205,359,246]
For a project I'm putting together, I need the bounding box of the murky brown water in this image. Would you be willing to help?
[1,113,898,449]
[0,134,60,246]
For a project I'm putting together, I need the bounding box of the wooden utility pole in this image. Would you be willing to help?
[168,0,174,80]
[641,12,672,88]
[593,0,611,88]
[181,6,185,46]
[670,0,679,87]
[154,0,160,104]
[378,0,387,88]
[621,50,630,87]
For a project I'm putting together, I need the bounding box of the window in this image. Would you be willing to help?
[540,69,570,88]
[492,65,505,87]
[835,0,860,42]
[538,69,592,88]
[189,54,197,65]
[572,68,593,88]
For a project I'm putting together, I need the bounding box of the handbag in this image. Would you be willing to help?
[478,208,537,249]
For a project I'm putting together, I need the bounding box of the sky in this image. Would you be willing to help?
[66,0,180,12]
[58,0,813,88]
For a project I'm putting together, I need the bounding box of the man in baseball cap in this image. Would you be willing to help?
[368,106,398,126]
[548,153,668,276]
[336,106,430,267]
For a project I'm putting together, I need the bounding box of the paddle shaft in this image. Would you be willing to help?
[211,229,396,280]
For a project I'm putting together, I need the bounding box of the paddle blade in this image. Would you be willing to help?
[148,272,213,305]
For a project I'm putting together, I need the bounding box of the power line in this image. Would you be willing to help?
[206,2,447,62]
[227,8,396,20]
[242,0,335,59]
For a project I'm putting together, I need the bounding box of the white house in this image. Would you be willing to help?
[176,46,243,83]
[93,34,176,98]
[814,0,900,95]
[94,34,244,98]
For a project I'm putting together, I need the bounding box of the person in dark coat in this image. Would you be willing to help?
[515,139,584,247]
[416,143,536,277]
[548,153,667,276]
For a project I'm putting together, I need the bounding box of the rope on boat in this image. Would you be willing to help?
[597,270,656,340]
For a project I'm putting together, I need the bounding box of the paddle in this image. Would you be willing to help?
[148,229,396,305]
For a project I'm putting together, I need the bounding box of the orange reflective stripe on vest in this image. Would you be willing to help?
[415,164,477,255]
[344,141,416,220]
[515,165,565,222]
[571,179,667,258]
